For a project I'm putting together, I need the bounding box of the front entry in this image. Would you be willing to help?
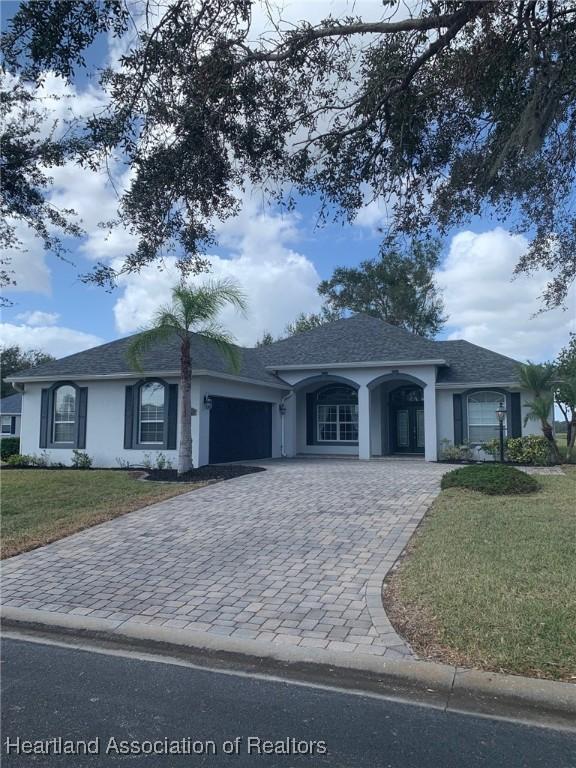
[390,385,425,454]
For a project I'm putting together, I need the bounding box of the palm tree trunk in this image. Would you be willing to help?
[178,335,193,475]
[541,419,562,464]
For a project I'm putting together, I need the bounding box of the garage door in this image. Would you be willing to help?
[209,396,272,464]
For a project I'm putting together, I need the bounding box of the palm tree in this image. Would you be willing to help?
[128,280,247,475]
[518,361,555,396]
[522,391,562,465]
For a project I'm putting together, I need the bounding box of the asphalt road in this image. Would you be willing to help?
[1,637,575,768]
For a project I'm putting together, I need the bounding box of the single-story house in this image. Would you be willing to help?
[7,314,540,467]
[0,393,22,438]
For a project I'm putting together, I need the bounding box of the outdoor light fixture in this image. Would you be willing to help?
[203,395,213,410]
[496,401,506,463]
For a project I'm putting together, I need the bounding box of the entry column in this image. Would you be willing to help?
[358,384,371,460]
[423,382,437,461]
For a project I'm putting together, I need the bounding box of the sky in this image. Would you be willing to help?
[1,0,575,363]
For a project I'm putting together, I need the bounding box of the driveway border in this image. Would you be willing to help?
[3,606,575,732]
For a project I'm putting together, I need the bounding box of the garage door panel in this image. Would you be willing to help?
[209,396,272,463]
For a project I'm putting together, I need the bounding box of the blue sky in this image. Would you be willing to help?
[2,0,574,361]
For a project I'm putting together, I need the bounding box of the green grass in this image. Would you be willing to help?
[1,470,200,558]
[390,469,576,681]
[441,463,540,495]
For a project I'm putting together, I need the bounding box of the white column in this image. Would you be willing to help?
[358,384,371,460]
[423,381,437,461]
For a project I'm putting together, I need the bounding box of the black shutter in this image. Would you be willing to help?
[124,385,135,449]
[510,392,522,438]
[306,393,315,445]
[77,387,88,448]
[453,394,463,445]
[39,388,50,448]
[166,383,178,450]
[10,416,16,435]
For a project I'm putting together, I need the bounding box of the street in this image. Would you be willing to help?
[1,637,575,767]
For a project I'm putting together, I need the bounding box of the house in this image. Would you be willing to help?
[0,393,22,439]
[7,314,540,467]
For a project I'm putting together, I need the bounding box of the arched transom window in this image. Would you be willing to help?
[52,385,76,443]
[315,385,358,442]
[138,381,166,444]
[467,391,506,444]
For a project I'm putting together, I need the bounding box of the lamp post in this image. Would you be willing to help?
[496,401,506,463]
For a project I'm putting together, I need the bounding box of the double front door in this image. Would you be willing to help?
[390,385,425,454]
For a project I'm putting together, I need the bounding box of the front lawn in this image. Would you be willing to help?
[386,468,576,681]
[1,470,202,558]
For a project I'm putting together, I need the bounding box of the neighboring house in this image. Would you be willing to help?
[0,393,22,439]
[7,314,540,467]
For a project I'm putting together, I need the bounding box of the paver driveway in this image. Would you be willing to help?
[2,459,447,658]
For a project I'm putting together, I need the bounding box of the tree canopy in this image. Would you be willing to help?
[0,345,55,397]
[319,239,445,337]
[3,1,576,305]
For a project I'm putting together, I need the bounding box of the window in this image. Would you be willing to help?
[138,382,165,444]
[52,385,76,443]
[468,391,506,444]
[1,416,13,434]
[315,385,358,443]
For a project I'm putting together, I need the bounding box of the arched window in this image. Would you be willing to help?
[467,391,506,444]
[52,385,77,443]
[138,381,166,444]
[315,385,358,442]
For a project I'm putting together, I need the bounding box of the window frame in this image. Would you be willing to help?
[137,380,167,446]
[46,382,81,449]
[132,378,170,450]
[467,390,507,445]
[1,415,14,434]
[312,384,359,445]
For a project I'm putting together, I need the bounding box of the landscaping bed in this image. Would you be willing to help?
[1,470,202,559]
[144,464,266,482]
[384,468,576,682]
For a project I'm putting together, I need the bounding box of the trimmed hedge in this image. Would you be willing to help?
[0,437,20,461]
[482,435,553,465]
[441,464,540,495]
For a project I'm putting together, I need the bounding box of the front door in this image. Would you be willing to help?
[390,385,425,454]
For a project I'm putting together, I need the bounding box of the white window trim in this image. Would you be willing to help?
[138,383,166,445]
[467,391,507,445]
[317,404,359,443]
[52,386,77,444]
[1,416,13,434]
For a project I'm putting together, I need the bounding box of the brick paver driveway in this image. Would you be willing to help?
[2,459,447,659]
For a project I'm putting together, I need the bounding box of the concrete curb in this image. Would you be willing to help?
[2,606,575,731]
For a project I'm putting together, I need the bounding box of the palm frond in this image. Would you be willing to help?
[519,361,555,396]
[126,325,175,372]
[198,322,243,373]
[523,392,554,426]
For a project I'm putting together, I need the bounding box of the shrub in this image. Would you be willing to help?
[439,439,473,461]
[71,449,93,469]
[0,437,20,461]
[6,454,36,467]
[441,464,540,495]
[506,435,552,466]
[481,437,506,461]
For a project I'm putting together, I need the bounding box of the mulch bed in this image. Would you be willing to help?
[144,464,266,483]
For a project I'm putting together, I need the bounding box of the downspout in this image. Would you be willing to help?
[9,382,24,393]
[280,391,294,458]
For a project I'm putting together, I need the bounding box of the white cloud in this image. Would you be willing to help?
[437,228,576,362]
[2,222,52,296]
[15,310,60,327]
[0,323,104,359]
[113,196,322,345]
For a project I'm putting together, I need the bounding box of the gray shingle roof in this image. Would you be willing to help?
[9,314,522,386]
[0,393,22,414]
[254,314,442,366]
[435,340,521,384]
[9,332,283,386]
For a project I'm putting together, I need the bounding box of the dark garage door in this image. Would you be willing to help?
[209,396,272,464]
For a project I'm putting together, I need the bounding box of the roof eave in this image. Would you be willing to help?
[265,359,448,371]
